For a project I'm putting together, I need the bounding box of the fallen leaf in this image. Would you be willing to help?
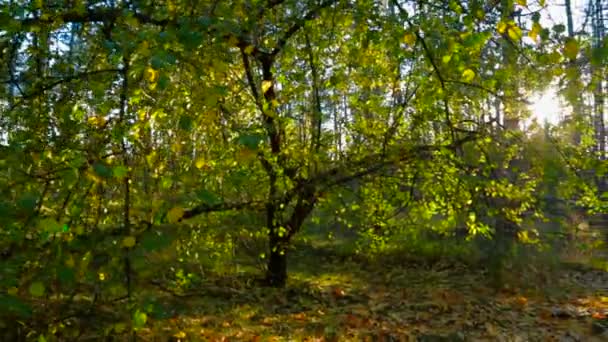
[485,322,498,336]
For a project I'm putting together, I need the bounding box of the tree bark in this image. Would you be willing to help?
[266,233,288,287]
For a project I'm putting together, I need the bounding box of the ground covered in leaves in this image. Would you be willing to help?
[126,247,608,341]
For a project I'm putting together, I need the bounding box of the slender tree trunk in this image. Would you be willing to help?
[565,0,575,37]
[565,0,583,145]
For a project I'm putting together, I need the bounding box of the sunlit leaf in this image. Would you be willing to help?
[167,207,184,223]
[133,310,148,329]
[563,38,579,60]
[195,157,207,170]
[462,69,475,82]
[528,22,542,41]
[403,32,416,45]
[507,25,523,41]
[38,218,63,233]
[146,67,158,83]
[261,80,272,94]
[113,165,129,179]
[497,21,508,34]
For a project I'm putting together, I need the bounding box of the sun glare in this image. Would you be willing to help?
[528,90,564,126]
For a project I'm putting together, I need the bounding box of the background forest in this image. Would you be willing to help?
[1,0,608,340]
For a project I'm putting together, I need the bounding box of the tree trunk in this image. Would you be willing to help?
[264,188,317,287]
[266,233,288,287]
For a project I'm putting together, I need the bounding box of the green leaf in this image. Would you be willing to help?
[113,165,129,179]
[122,236,137,248]
[29,281,45,297]
[563,38,579,60]
[237,133,265,150]
[178,115,193,131]
[139,230,174,252]
[93,162,113,178]
[56,265,76,285]
[158,73,171,89]
[553,24,565,33]
[0,294,32,318]
[17,194,38,214]
[133,310,148,329]
[150,51,176,70]
[39,218,63,233]
[197,189,220,205]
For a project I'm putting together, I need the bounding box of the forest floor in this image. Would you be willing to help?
[131,240,608,342]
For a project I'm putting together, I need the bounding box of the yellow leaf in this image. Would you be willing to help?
[146,67,158,83]
[497,21,508,34]
[99,272,106,281]
[122,236,136,248]
[7,287,18,295]
[87,115,106,127]
[167,207,184,223]
[173,331,187,339]
[462,69,475,82]
[195,157,206,170]
[261,80,272,94]
[244,45,255,55]
[507,25,523,41]
[403,32,416,45]
[539,0,545,6]
[528,22,542,41]
[563,38,579,60]
[516,0,527,6]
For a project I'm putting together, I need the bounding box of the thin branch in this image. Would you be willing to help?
[180,200,264,221]
[8,68,121,111]
[270,0,337,58]
[391,0,455,144]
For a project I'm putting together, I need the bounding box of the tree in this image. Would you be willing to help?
[1,0,598,297]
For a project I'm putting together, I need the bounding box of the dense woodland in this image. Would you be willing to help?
[1,0,608,340]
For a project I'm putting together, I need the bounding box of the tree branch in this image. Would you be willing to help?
[270,0,337,58]
[180,200,264,221]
